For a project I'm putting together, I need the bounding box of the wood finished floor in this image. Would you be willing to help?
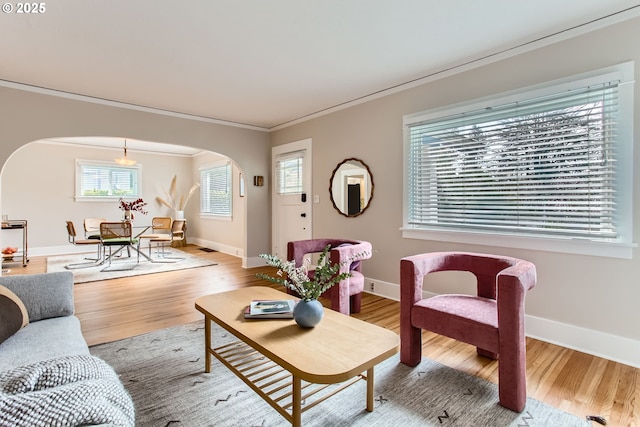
[7,245,639,426]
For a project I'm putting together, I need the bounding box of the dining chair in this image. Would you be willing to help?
[139,217,172,258]
[99,221,140,271]
[64,221,102,269]
[83,217,106,240]
[400,251,537,412]
[170,220,187,247]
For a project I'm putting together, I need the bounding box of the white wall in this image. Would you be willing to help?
[0,85,271,265]
[271,17,640,367]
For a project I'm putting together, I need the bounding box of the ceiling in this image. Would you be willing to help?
[2,0,640,133]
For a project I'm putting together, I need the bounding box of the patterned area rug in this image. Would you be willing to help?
[46,250,216,284]
[90,321,590,427]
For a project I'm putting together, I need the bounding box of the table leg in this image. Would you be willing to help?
[292,375,302,427]
[204,317,211,373]
[366,367,374,412]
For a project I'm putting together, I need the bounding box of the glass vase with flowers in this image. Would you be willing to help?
[118,198,148,222]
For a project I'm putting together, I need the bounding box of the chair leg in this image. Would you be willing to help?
[400,324,423,367]
[477,348,498,359]
[350,293,362,313]
[497,339,527,412]
[83,244,102,261]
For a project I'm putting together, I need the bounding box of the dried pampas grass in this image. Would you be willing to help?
[156,175,200,211]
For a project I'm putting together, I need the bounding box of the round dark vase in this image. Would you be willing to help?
[293,299,324,328]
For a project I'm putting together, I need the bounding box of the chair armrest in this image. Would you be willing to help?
[0,271,75,321]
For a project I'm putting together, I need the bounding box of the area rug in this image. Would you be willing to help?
[90,321,590,427]
[46,250,216,284]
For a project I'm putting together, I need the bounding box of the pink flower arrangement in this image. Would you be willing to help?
[118,198,148,215]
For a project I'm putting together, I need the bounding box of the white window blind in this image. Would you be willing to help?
[406,81,622,240]
[76,160,140,199]
[200,162,232,217]
[276,151,304,195]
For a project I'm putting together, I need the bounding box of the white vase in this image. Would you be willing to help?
[175,210,184,220]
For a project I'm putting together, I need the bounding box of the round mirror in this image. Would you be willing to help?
[329,158,374,217]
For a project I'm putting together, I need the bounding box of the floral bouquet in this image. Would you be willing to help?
[257,244,367,301]
[118,198,148,216]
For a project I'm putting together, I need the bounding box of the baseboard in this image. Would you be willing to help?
[364,277,640,369]
[525,315,640,368]
[186,238,243,258]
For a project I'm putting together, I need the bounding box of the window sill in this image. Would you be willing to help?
[75,196,124,203]
[200,214,232,222]
[401,227,636,259]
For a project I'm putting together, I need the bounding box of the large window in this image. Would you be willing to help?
[200,161,232,218]
[403,63,634,258]
[76,160,141,200]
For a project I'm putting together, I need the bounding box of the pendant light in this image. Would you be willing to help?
[114,139,136,166]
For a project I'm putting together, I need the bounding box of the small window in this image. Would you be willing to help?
[200,161,232,218]
[403,63,634,258]
[276,151,304,195]
[76,160,141,201]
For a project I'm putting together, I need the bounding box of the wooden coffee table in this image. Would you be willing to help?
[195,286,399,426]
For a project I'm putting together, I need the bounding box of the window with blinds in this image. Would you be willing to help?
[403,63,634,252]
[76,160,140,199]
[200,161,232,217]
[276,151,304,195]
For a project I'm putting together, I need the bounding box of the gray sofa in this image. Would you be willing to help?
[0,271,134,426]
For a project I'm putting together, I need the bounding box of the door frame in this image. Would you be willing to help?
[271,138,312,256]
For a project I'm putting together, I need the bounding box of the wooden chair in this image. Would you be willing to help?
[140,217,172,259]
[83,217,106,239]
[99,222,140,271]
[287,238,372,315]
[400,251,537,412]
[170,220,186,247]
[64,221,102,269]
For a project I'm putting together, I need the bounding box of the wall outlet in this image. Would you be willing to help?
[369,282,375,291]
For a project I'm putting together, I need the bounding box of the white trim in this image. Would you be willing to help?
[271,139,313,256]
[402,63,634,126]
[270,8,640,131]
[189,237,242,258]
[401,227,637,259]
[526,315,640,369]
[75,158,143,202]
[0,80,270,132]
[199,214,232,222]
[3,8,638,133]
[402,62,636,259]
[363,276,640,368]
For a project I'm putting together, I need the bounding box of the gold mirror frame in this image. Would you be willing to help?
[329,157,374,217]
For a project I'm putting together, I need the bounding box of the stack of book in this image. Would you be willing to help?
[243,299,296,319]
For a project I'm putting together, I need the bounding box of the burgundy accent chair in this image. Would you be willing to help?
[287,239,372,315]
[400,252,537,412]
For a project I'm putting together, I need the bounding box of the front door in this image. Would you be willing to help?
[272,139,312,258]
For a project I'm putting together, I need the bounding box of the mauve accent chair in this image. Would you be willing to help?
[400,251,537,412]
[287,239,372,315]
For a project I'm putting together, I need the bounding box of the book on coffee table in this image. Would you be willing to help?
[244,299,295,319]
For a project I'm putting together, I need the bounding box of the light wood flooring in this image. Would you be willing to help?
[7,245,639,426]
